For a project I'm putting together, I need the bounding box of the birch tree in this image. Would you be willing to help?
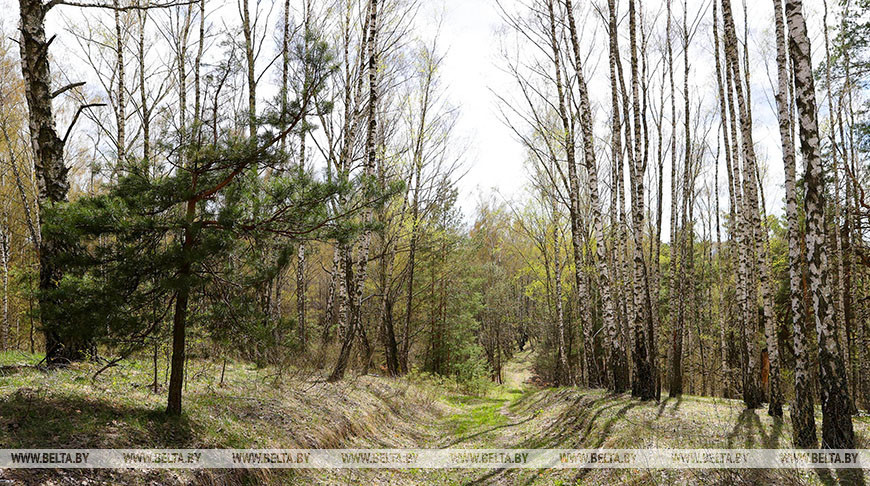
[785,0,854,449]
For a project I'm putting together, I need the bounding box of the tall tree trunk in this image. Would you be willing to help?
[545,0,595,387]
[652,47,667,401]
[665,0,681,398]
[330,0,378,382]
[166,3,193,414]
[720,0,763,409]
[785,0,854,449]
[605,0,630,393]
[400,42,437,374]
[669,0,688,397]
[18,0,87,365]
[637,7,659,399]
[376,118,400,378]
[681,1,696,401]
[840,6,861,411]
[565,0,620,391]
[822,0,856,415]
[626,0,655,400]
[296,0,310,353]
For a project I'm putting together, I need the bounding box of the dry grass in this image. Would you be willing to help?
[1,350,868,485]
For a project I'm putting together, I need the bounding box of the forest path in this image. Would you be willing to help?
[501,348,534,391]
[436,348,537,448]
[3,351,868,485]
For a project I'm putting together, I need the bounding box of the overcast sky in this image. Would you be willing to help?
[424,0,526,217]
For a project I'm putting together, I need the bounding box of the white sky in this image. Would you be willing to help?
[427,0,526,217]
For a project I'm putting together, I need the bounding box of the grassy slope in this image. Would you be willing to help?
[1,349,868,485]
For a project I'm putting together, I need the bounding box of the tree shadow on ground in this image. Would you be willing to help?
[512,393,628,450]
[720,408,869,486]
[509,388,560,414]
[565,402,641,485]
[442,411,537,448]
[726,408,784,449]
[0,388,194,448]
[460,392,634,486]
[656,395,683,419]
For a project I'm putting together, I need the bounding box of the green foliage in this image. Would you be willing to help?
[35,29,351,369]
[41,150,340,355]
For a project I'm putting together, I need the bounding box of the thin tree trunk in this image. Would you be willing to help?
[565,0,620,391]
[401,167,419,373]
[822,0,856,415]
[757,165,783,417]
[0,223,8,351]
[297,134,307,352]
[626,0,655,400]
[552,202,570,385]
[330,0,378,382]
[322,247,340,344]
[166,4,193,414]
[715,0,740,397]
[670,0,688,397]
[114,0,125,166]
[240,0,256,138]
[545,0,595,387]
[666,0,681,398]
[296,0,310,353]
[194,0,204,139]
[605,0,630,393]
[721,0,762,409]
[137,4,150,165]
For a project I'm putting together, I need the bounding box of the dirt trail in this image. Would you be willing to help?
[432,348,538,450]
[500,348,534,391]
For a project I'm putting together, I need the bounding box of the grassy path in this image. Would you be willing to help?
[392,349,870,485]
[438,349,535,449]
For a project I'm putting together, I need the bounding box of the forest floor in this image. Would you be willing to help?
[0,349,869,485]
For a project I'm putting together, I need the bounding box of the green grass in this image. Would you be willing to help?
[0,350,42,367]
[445,397,508,435]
